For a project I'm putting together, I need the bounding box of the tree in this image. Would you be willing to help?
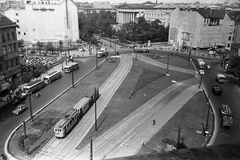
[18,39,25,54]
[45,42,55,55]
[58,40,63,55]
[36,41,44,56]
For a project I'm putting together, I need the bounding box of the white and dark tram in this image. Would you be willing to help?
[54,90,100,138]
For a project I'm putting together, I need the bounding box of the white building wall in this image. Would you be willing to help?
[4,0,79,44]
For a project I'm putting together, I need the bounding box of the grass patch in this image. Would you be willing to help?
[137,91,213,155]
[130,68,165,98]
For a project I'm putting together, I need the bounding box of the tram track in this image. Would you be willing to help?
[75,83,188,159]
[33,54,133,160]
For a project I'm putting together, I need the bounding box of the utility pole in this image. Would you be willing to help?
[23,120,27,137]
[114,40,116,55]
[96,46,98,69]
[28,93,33,122]
[72,70,74,88]
[177,127,181,147]
[94,87,97,131]
[166,54,170,76]
[205,103,210,132]
[177,42,179,56]
[90,139,93,160]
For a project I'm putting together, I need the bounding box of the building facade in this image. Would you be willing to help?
[4,0,79,44]
[116,3,174,28]
[169,7,227,50]
[0,14,21,91]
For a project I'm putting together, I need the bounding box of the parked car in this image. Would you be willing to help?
[199,69,205,75]
[12,103,28,115]
[212,84,222,95]
[220,104,232,117]
[222,115,233,128]
[206,64,211,69]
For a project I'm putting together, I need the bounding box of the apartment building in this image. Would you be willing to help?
[0,14,21,90]
[169,6,227,50]
[4,0,79,44]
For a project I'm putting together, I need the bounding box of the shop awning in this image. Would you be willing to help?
[0,82,11,91]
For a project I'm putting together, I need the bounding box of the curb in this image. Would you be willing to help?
[202,89,216,146]
[4,59,106,160]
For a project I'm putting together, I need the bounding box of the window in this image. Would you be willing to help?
[24,32,26,35]
[227,43,230,47]
[229,31,232,34]
[16,58,19,65]
[16,20,19,23]
[1,33,6,42]
[18,32,21,35]
[228,36,231,41]
[0,64,2,72]
[12,32,15,40]
[5,61,9,70]
[11,60,14,68]
[13,43,17,52]
[2,46,6,54]
[232,36,234,41]
[7,33,10,41]
[8,44,12,53]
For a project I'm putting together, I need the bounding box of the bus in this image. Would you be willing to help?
[63,62,79,73]
[197,58,205,69]
[43,70,62,84]
[23,79,45,94]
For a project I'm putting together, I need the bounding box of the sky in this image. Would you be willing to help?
[80,0,237,4]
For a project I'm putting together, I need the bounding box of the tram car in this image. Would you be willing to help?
[54,90,100,138]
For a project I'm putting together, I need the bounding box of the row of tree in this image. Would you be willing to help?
[78,11,169,45]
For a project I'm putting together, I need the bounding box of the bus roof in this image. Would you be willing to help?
[73,97,90,111]
[25,79,43,87]
[48,71,60,76]
[63,62,78,68]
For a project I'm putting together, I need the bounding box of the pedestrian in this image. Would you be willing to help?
[142,141,145,147]
[153,119,156,125]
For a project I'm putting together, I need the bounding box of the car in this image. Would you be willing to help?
[212,84,222,95]
[222,115,233,128]
[220,104,232,117]
[97,50,108,58]
[199,69,204,75]
[206,64,211,69]
[12,103,28,115]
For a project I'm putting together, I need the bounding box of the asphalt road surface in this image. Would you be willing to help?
[32,54,132,160]
[0,57,101,154]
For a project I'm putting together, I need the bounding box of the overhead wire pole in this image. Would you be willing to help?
[72,70,74,88]
[94,87,97,131]
[90,139,93,160]
[96,45,98,69]
[28,93,33,122]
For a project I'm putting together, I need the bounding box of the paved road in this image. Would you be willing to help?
[32,54,133,160]
[0,57,100,155]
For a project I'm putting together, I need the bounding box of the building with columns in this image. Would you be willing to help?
[116,3,174,28]
[4,0,79,44]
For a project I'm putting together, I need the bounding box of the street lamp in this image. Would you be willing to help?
[166,54,170,76]
[199,69,204,88]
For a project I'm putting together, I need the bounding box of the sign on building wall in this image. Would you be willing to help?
[182,32,190,41]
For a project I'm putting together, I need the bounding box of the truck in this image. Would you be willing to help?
[197,58,205,69]
[12,103,28,115]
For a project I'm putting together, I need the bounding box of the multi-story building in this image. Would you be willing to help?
[4,0,79,44]
[116,3,174,28]
[0,14,21,90]
[224,11,240,57]
[169,6,227,50]
[76,2,116,14]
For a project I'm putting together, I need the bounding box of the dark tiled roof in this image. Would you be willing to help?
[227,11,240,21]
[180,7,226,19]
[117,3,155,9]
[0,14,16,27]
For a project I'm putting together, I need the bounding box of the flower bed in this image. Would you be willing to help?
[130,68,165,98]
